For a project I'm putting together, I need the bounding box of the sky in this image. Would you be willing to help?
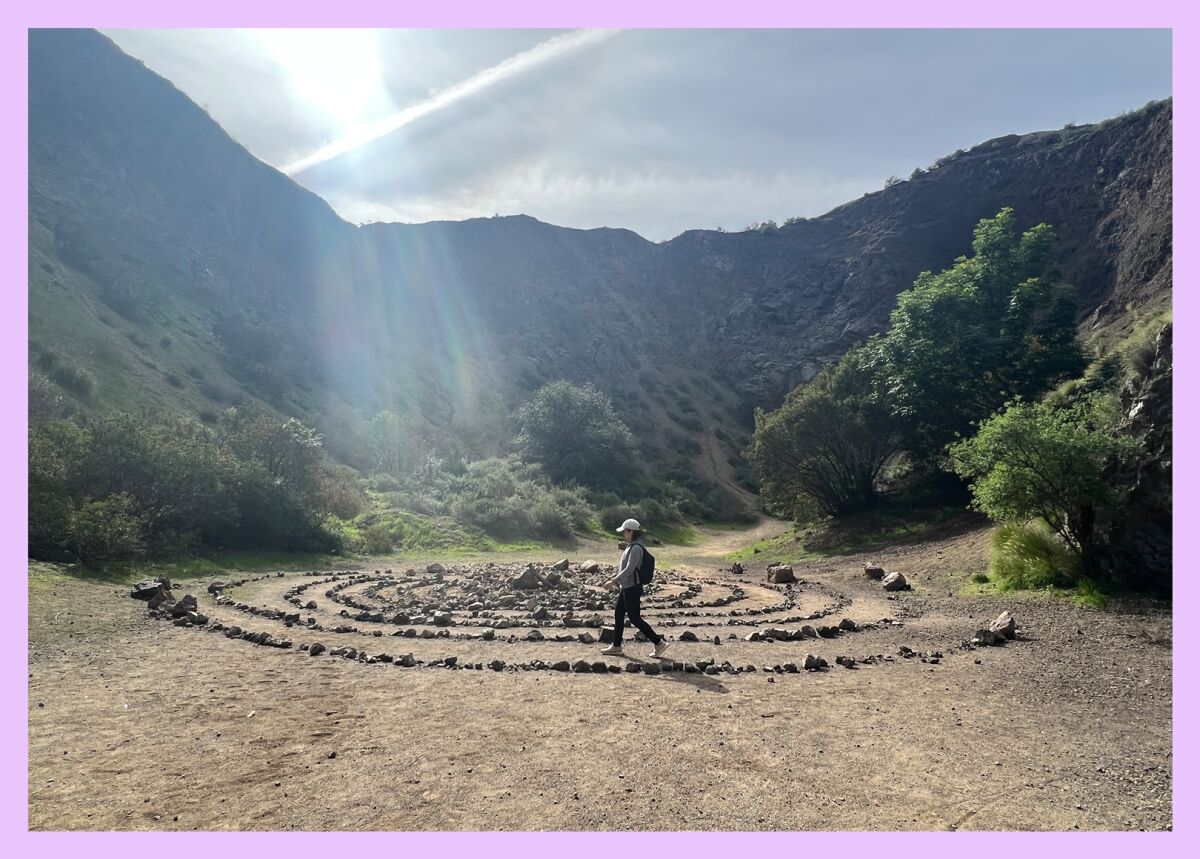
[102,28,1172,242]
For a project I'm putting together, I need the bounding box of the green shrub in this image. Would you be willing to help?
[69,493,147,562]
[514,381,635,489]
[361,523,394,554]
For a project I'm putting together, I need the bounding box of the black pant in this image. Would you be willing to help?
[613,584,661,646]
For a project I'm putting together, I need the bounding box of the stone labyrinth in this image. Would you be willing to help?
[130,557,997,678]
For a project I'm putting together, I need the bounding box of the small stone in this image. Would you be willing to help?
[308,643,326,656]
[882,572,908,591]
[863,563,886,580]
[989,610,1018,640]
[679,631,699,642]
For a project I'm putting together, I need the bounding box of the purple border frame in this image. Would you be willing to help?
[4,0,1191,852]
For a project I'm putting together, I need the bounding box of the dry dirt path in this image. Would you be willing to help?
[28,518,1171,831]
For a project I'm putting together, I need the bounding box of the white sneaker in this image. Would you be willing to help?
[653,640,670,659]
[600,644,625,656]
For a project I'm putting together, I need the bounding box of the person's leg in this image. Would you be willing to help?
[625,586,661,645]
[612,588,628,647]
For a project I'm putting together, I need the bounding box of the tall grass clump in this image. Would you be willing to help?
[988,521,1080,590]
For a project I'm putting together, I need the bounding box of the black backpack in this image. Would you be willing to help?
[637,545,656,585]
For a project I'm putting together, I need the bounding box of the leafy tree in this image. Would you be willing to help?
[514,381,635,489]
[948,395,1140,576]
[748,349,902,516]
[870,208,1085,462]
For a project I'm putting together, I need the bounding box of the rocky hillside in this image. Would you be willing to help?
[28,29,1173,496]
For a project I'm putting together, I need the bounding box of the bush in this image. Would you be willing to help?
[361,523,394,554]
[514,381,636,489]
[988,522,1079,589]
[441,456,594,542]
[69,493,147,562]
[949,394,1140,577]
[749,348,902,516]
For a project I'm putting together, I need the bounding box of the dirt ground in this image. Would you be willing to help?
[27,518,1172,831]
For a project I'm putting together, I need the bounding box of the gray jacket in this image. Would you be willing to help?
[616,541,645,589]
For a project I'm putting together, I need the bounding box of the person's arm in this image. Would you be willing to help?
[613,544,643,589]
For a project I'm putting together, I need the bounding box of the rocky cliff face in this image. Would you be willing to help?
[1103,324,1172,594]
[28,30,1173,493]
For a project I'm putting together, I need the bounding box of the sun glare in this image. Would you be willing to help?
[251,29,387,130]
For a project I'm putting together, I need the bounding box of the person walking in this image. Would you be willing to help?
[599,518,669,658]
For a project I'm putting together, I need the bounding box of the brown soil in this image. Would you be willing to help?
[28,519,1171,831]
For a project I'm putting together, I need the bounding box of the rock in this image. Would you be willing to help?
[572,659,592,673]
[531,606,550,621]
[713,635,722,645]
[545,571,562,586]
[838,618,858,631]
[552,558,570,571]
[643,662,661,675]
[308,643,326,656]
[578,632,596,644]
[146,589,173,611]
[803,654,828,670]
[425,563,446,575]
[398,653,417,667]
[207,581,227,595]
[171,595,199,617]
[512,565,544,590]
[768,566,796,584]
[835,656,857,669]
[599,626,616,644]
[432,611,453,627]
[679,631,700,642]
[488,659,506,671]
[704,665,721,675]
[591,661,610,673]
[765,627,790,641]
[782,662,800,673]
[989,611,1018,640]
[130,580,166,601]
[730,562,744,575]
[863,563,886,580]
[882,571,908,591]
[551,660,571,672]
[799,625,819,639]
[580,560,601,574]
[972,629,1005,647]
[481,628,496,641]
[817,626,839,639]
[526,629,545,642]
[305,601,318,610]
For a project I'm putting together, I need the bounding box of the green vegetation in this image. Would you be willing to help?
[514,380,636,490]
[949,394,1139,577]
[749,348,901,517]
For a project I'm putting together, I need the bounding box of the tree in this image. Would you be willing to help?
[748,350,902,517]
[870,208,1085,462]
[514,381,635,488]
[948,395,1139,577]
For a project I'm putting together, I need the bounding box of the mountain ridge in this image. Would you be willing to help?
[29,29,1172,505]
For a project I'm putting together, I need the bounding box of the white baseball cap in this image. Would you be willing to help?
[615,518,642,533]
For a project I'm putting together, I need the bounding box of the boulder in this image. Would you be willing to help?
[730,563,744,575]
[432,611,453,627]
[767,566,796,584]
[572,659,592,673]
[764,627,791,641]
[425,563,446,575]
[989,611,1018,640]
[835,656,857,669]
[488,659,506,671]
[838,618,858,631]
[552,558,570,571]
[643,662,661,675]
[551,660,571,672]
[531,606,550,621]
[130,580,165,601]
[803,654,828,671]
[863,563,886,580]
[679,631,700,642]
[590,661,609,673]
[512,565,544,590]
[481,628,496,641]
[525,629,545,642]
[308,643,326,656]
[398,653,418,667]
[799,625,819,639]
[882,572,908,591]
[578,632,596,644]
[207,581,227,595]
[580,560,601,574]
[146,590,173,611]
[171,595,199,618]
